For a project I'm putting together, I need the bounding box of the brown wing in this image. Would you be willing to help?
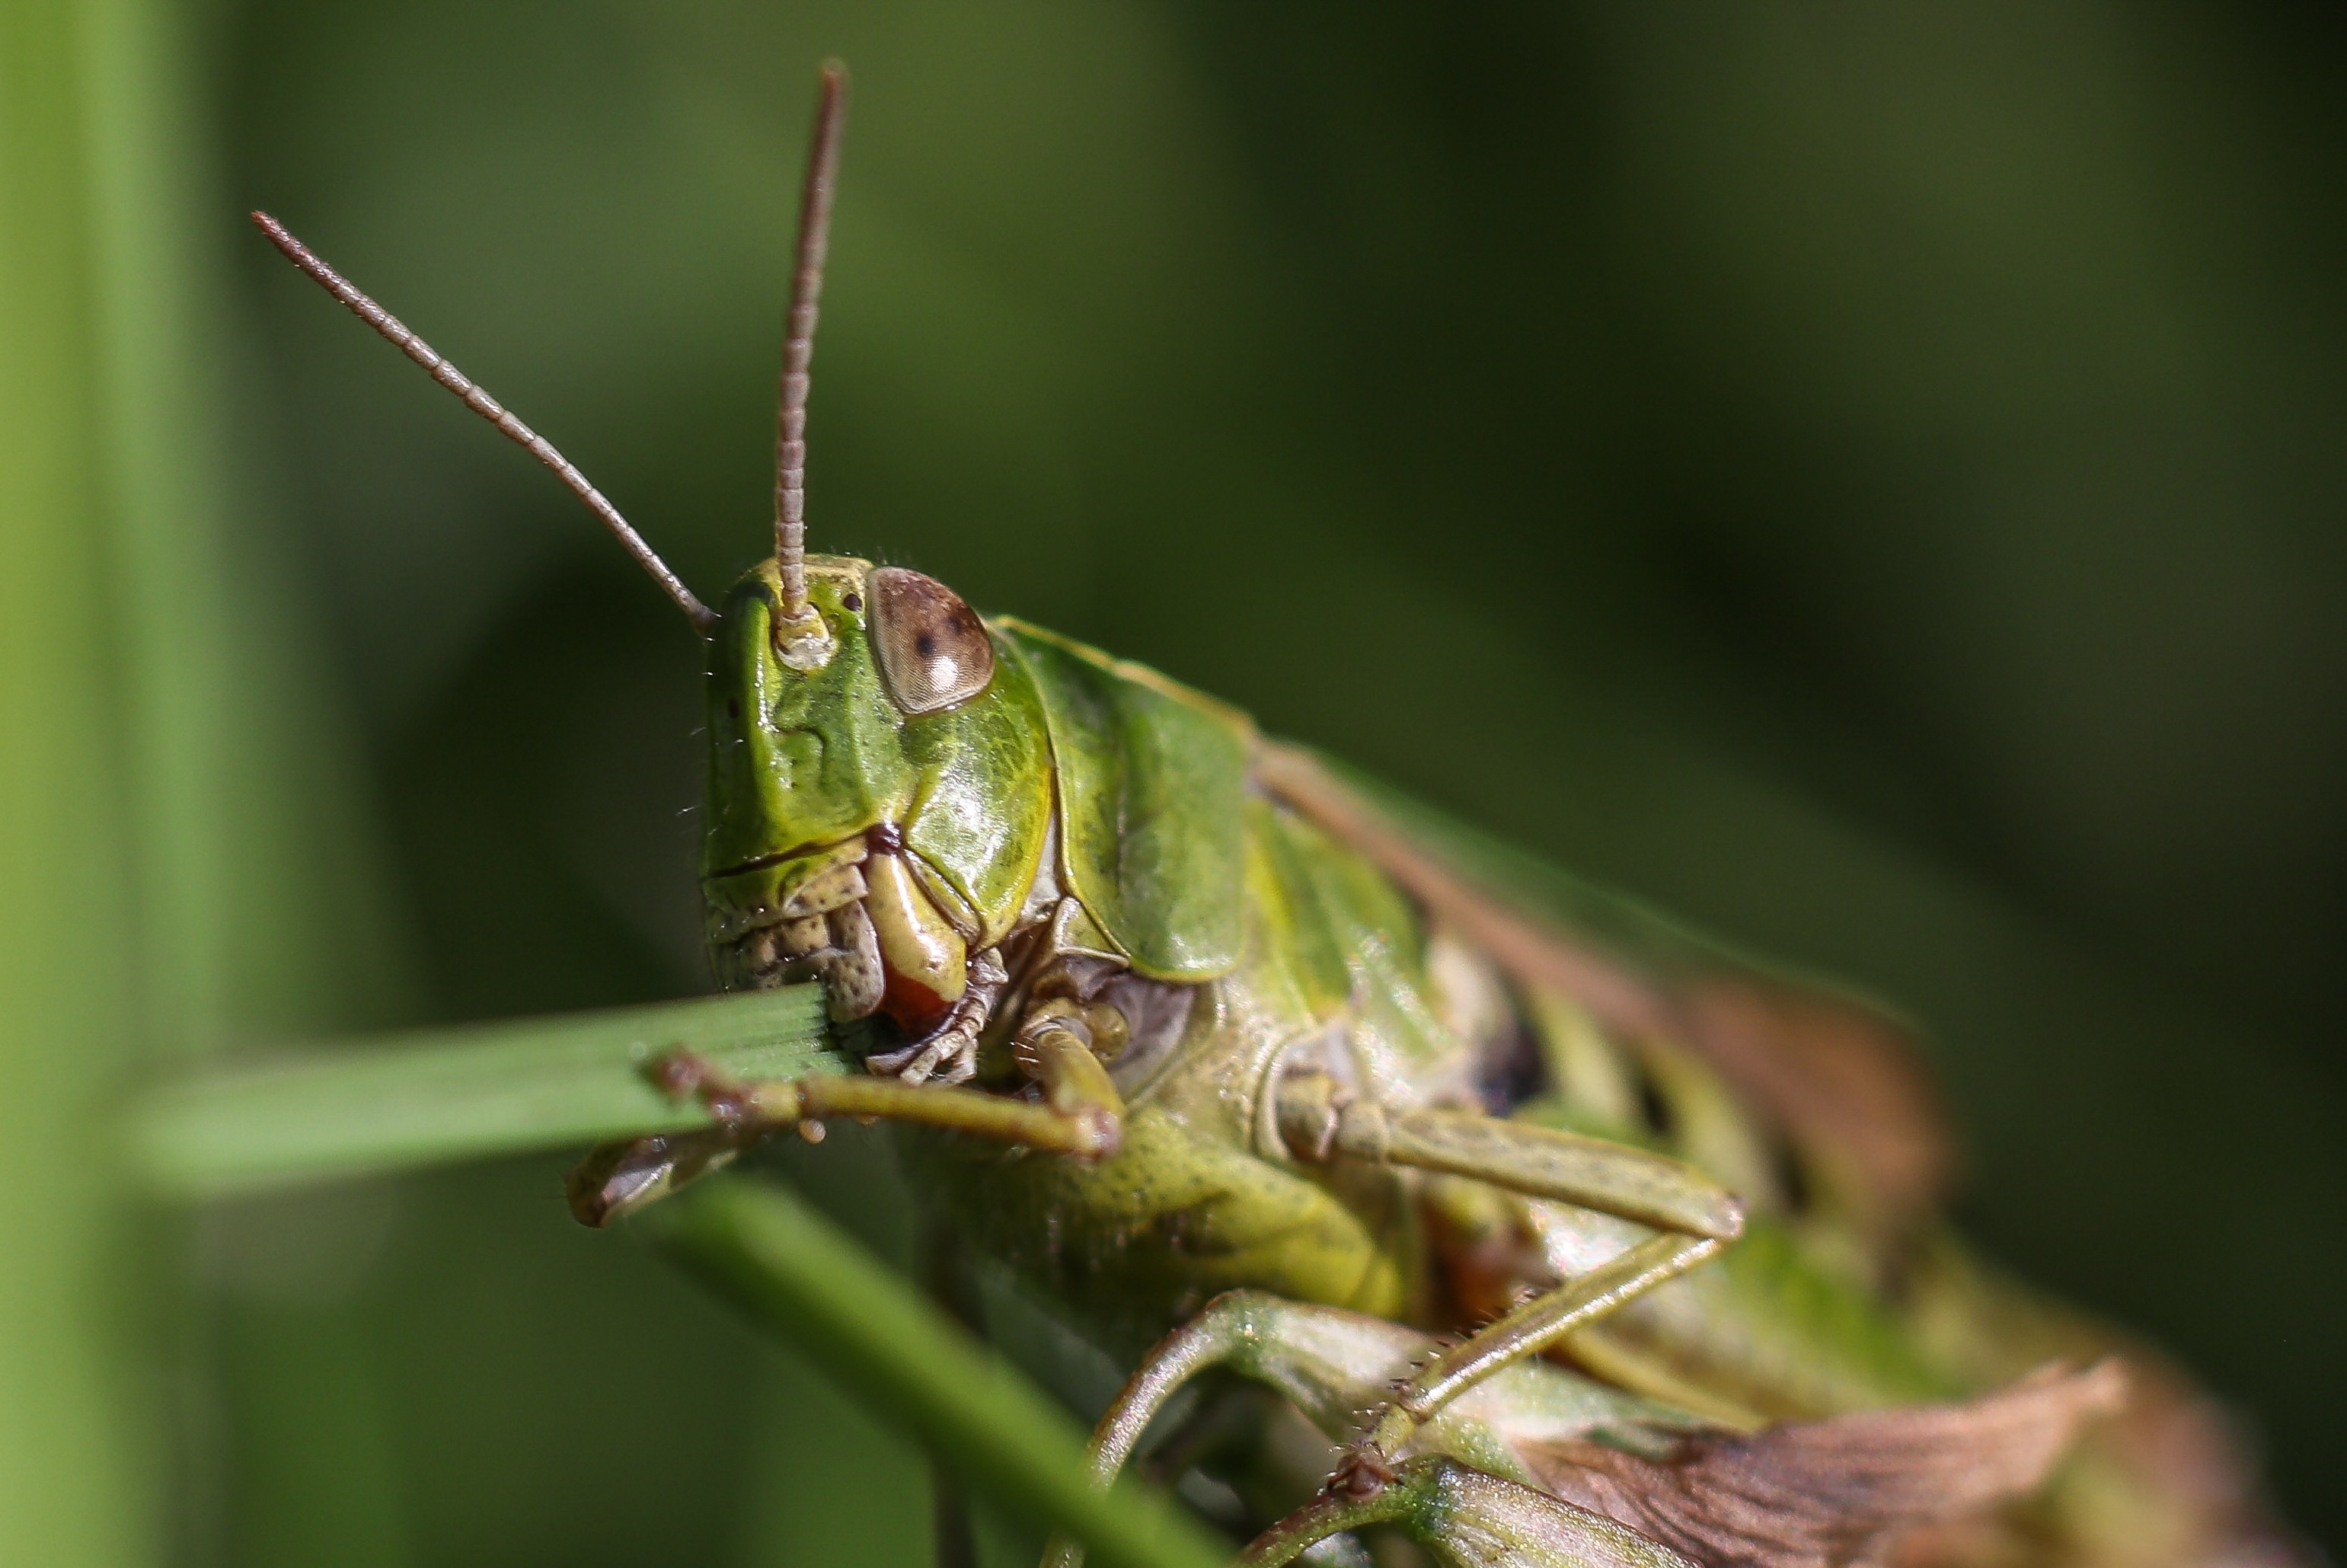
[1254,740,1953,1221]
[1522,1362,2128,1568]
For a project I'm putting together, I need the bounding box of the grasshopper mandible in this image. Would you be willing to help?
[252,61,2303,1568]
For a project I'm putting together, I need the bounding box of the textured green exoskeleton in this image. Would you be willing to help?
[257,62,2306,1568]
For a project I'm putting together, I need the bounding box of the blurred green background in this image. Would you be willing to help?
[4,1,2343,1563]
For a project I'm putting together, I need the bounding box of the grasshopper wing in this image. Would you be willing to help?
[1524,1362,2129,1568]
[1253,741,1952,1225]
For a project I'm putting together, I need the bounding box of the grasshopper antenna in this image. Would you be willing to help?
[773,59,848,632]
[250,210,719,634]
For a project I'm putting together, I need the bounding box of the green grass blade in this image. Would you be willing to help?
[2,3,148,1558]
[643,1177,1229,1568]
[133,986,836,1200]
[139,997,1237,1568]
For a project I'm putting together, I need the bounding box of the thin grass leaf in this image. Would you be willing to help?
[1,4,148,1556]
[643,1177,1229,1568]
[133,985,834,1199]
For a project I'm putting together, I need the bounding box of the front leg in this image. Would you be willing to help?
[567,1004,1126,1227]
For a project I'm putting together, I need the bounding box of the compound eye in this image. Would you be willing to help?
[870,567,994,714]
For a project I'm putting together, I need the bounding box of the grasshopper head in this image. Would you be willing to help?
[691,73,1061,1046]
[263,66,1052,1046]
[700,554,1052,1040]
[257,68,1038,1052]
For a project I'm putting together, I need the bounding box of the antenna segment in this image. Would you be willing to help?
[774,60,849,630]
[251,210,718,634]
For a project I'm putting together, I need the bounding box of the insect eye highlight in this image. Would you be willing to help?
[870,567,993,714]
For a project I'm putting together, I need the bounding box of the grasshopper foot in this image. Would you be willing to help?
[567,1126,743,1227]
[1326,1443,1399,1500]
[563,1048,771,1227]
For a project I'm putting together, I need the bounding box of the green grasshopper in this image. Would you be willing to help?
[254,62,2301,1568]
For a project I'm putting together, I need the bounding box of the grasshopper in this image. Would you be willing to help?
[254,62,2303,1568]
